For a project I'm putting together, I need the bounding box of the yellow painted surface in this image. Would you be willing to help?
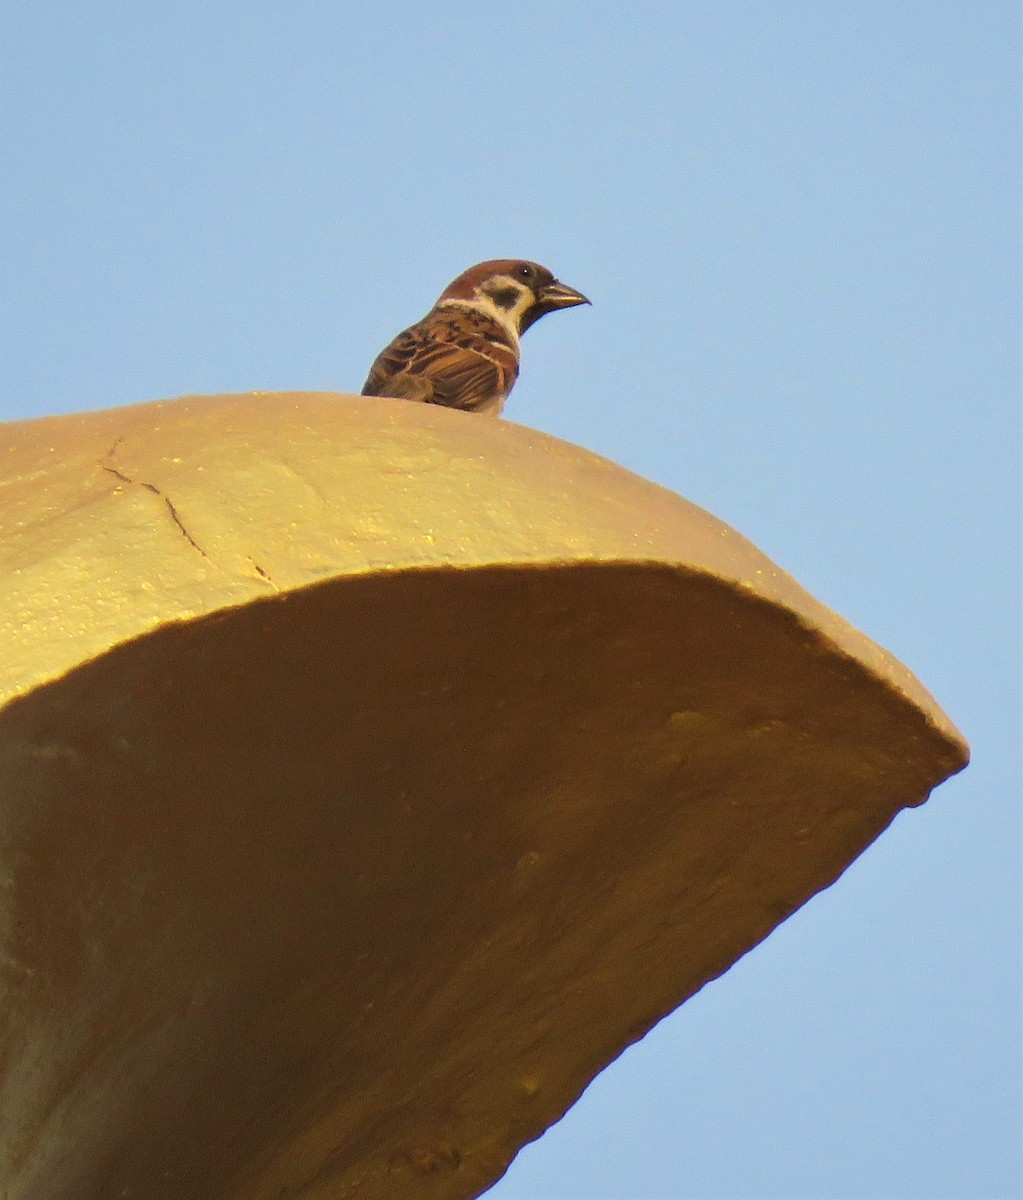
[0,393,967,1199]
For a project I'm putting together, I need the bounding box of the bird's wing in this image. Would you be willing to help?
[360,327,422,397]
[362,327,508,412]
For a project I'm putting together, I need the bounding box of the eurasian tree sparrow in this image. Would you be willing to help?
[361,259,589,415]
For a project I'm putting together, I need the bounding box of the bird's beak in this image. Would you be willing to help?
[540,279,591,310]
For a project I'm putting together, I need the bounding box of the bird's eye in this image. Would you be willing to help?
[516,263,534,279]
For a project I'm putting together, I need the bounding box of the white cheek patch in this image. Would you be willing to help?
[475,279,535,339]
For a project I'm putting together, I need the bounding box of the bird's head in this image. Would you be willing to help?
[437,260,590,338]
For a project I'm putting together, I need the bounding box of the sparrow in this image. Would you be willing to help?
[361,259,590,415]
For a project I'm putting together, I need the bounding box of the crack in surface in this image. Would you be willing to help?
[100,445,281,584]
[101,462,209,559]
[247,557,279,590]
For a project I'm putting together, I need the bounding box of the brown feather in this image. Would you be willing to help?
[362,309,518,413]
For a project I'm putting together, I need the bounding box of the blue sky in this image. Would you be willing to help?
[2,3,1018,1198]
